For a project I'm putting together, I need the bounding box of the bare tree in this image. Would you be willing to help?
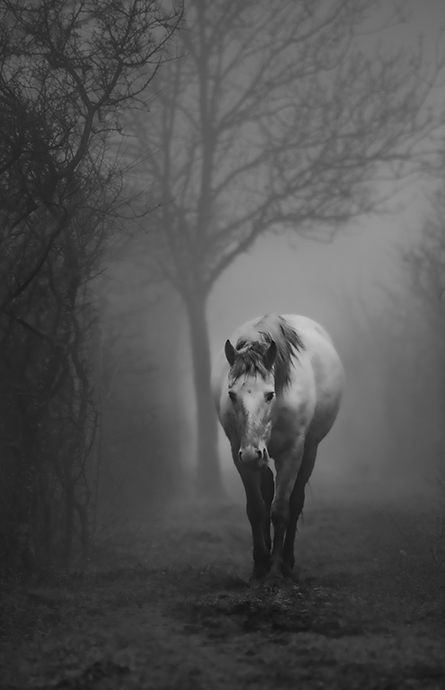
[405,188,445,327]
[359,182,445,489]
[401,185,445,468]
[0,0,183,569]
[0,191,108,568]
[0,0,182,307]
[127,0,442,495]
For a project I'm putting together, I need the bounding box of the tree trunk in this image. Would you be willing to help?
[185,290,224,498]
[62,484,74,569]
[74,498,90,564]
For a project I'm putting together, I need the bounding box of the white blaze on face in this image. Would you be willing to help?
[228,375,276,469]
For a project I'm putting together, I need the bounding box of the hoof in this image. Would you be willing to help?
[264,564,286,586]
[281,562,295,579]
[249,569,269,587]
[249,575,266,589]
[250,565,286,590]
[250,561,270,583]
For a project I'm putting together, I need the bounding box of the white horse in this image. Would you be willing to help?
[211,314,344,582]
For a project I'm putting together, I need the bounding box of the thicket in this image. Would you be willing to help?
[0,0,182,571]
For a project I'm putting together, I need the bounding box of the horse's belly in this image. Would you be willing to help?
[306,401,340,445]
[307,355,344,444]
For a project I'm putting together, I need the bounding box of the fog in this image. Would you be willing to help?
[96,1,445,520]
[134,1,445,510]
[4,4,445,683]
[172,198,424,501]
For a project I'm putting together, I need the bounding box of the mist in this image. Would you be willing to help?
[94,0,445,516]
[168,1,445,507]
[3,1,445,687]
[171,204,430,500]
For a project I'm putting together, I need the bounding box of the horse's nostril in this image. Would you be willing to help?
[239,447,264,465]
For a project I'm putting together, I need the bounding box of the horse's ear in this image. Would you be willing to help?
[264,340,277,369]
[225,339,236,366]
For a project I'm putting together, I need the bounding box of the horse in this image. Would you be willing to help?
[211,314,344,582]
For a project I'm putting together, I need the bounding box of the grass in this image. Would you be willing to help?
[1,493,445,689]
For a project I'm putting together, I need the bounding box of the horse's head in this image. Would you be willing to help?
[224,338,277,471]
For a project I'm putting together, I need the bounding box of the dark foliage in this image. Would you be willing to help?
[0,0,182,571]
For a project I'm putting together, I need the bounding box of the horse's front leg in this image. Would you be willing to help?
[270,440,304,579]
[236,459,272,580]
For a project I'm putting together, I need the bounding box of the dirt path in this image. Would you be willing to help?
[1,494,445,689]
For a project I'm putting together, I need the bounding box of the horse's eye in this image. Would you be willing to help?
[264,391,275,402]
[228,391,237,403]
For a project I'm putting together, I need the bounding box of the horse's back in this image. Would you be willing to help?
[281,314,333,345]
[281,315,344,443]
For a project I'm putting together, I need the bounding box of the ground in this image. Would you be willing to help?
[1,484,445,690]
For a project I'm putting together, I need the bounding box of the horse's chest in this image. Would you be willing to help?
[268,406,308,456]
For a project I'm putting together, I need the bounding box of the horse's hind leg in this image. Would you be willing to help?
[282,445,317,576]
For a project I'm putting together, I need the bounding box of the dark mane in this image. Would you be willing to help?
[230,315,305,393]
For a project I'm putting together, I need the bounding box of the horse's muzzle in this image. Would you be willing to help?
[238,446,269,470]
